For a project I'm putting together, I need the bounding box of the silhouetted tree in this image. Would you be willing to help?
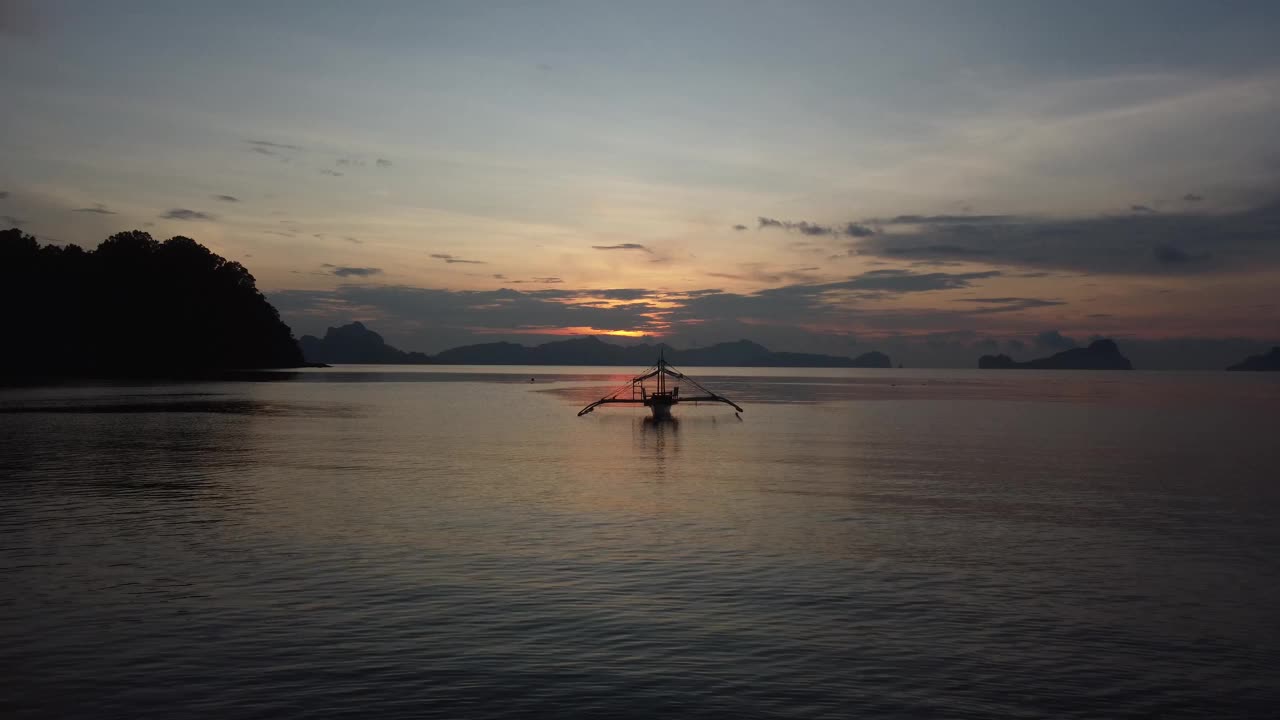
[0,228,303,376]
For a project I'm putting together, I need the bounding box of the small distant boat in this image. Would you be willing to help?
[577,353,744,420]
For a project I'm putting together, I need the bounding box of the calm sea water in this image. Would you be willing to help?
[2,366,1278,719]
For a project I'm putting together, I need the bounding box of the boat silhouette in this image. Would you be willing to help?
[577,352,744,420]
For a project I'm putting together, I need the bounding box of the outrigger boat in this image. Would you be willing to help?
[577,352,744,420]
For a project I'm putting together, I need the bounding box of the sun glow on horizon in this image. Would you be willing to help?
[467,326,654,338]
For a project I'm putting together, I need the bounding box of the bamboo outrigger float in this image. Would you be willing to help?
[577,352,744,420]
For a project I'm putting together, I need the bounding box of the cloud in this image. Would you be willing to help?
[1034,330,1077,350]
[2,215,25,227]
[268,270,1277,369]
[1152,244,1210,265]
[1,1,38,36]
[882,244,993,257]
[160,208,214,221]
[246,139,302,153]
[213,194,240,203]
[1130,204,1156,213]
[592,243,652,252]
[431,253,485,264]
[245,140,304,161]
[706,264,825,284]
[824,269,1001,294]
[1183,193,1204,202]
[271,284,665,349]
[329,266,383,278]
[0,191,9,200]
[874,214,1014,225]
[843,223,875,237]
[732,224,748,231]
[376,158,392,168]
[319,169,344,177]
[758,217,832,236]
[853,199,1280,275]
[72,203,115,215]
[954,297,1066,313]
[344,236,363,244]
[758,217,875,238]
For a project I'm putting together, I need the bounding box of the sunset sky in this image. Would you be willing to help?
[3,1,1279,366]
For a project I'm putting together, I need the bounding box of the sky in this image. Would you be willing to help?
[2,0,1279,367]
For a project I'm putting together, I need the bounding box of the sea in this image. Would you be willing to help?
[2,366,1278,719]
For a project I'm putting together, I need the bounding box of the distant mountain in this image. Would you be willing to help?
[1226,347,1280,371]
[433,336,892,368]
[979,339,1134,370]
[299,322,432,364]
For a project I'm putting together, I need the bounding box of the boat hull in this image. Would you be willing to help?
[649,399,674,420]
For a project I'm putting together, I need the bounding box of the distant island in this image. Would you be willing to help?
[299,322,432,364]
[979,339,1134,370]
[1,229,304,377]
[1226,347,1280,371]
[299,323,892,368]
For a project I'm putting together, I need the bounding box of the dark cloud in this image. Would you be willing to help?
[732,224,748,231]
[1152,245,1210,265]
[319,169,344,177]
[576,288,651,300]
[843,223,875,237]
[1,1,41,36]
[344,236,362,245]
[883,244,992,257]
[376,158,392,168]
[246,139,302,152]
[877,214,1014,225]
[758,217,876,238]
[1183,193,1204,202]
[853,200,1280,275]
[0,191,9,200]
[501,276,566,284]
[592,243,652,252]
[72,204,115,215]
[757,217,832,236]
[1130,204,1156,213]
[824,269,1001,294]
[431,253,486,265]
[663,269,1004,336]
[330,266,383,278]
[268,274,1277,369]
[245,140,303,161]
[2,215,25,227]
[160,209,214,221]
[336,158,363,167]
[707,266,825,284]
[213,194,240,203]
[954,297,1066,313]
[271,284,664,349]
[1034,330,1077,350]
